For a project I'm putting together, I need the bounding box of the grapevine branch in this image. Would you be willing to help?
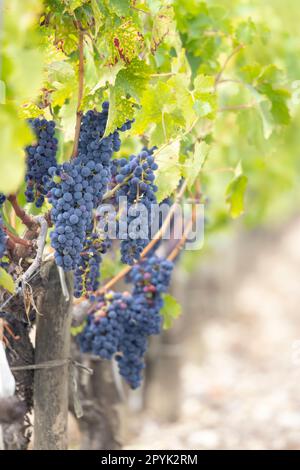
[214,44,245,89]
[7,238,16,251]
[17,216,48,286]
[71,28,84,159]
[3,227,32,247]
[7,195,36,229]
[102,174,132,202]
[167,202,197,262]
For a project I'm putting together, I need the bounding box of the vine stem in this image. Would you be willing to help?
[3,227,32,247]
[167,198,198,262]
[167,218,193,262]
[214,44,245,89]
[150,72,175,78]
[7,195,36,229]
[131,5,151,15]
[17,216,48,287]
[102,175,132,202]
[71,28,84,159]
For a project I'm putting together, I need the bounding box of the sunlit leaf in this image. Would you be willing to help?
[161,293,182,330]
[184,141,210,190]
[0,268,15,294]
[226,174,248,218]
[151,4,175,54]
[155,141,181,202]
[107,0,130,17]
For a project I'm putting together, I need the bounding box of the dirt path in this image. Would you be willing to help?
[124,219,300,450]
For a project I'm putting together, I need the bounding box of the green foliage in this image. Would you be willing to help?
[0,268,15,294]
[155,142,181,203]
[161,293,182,330]
[226,174,248,219]
[0,0,44,194]
[184,141,210,190]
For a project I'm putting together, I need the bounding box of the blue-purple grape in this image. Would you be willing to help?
[25,118,58,207]
[110,148,158,265]
[78,256,174,389]
[48,103,132,271]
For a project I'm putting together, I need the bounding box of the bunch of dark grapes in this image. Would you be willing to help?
[116,256,174,388]
[110,148,158,265]
[78,292,132,359]
[48,102,132,271]
[128,255,174,334]
[74,231,111,298]
[25,118,58,207]
[78,256,174,389]
[0,194,7,259]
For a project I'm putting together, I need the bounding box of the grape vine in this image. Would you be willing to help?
[0,0,293,432]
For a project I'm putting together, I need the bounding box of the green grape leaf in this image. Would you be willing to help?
[235,18,256,45]
[91,0,104,35]
[105,59,151,135]
[171,49,192,77]
[90,63,124,95]
[161,293,182,330]
[47,60,75,83]
[257,100,274,140]
[257,83,291,125]
[114,59,151,101]
[155,141,181,203]
[151,4,175,54]
[105,89,136,136]
[19,103,43,120]
[48,60,75,107]
[107,21,144,65]
[239,63,263,83]
[0,268,15,294]
[64,0,87,13]
[194,74,216,93]
[107,0,130,16]
[184,141,210,190]
[167,74,196,128]
[59,94,77,142]
[226,174,248,218]
[133,77,191,145]
[193,74,217,119]
[259,64,284,83]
